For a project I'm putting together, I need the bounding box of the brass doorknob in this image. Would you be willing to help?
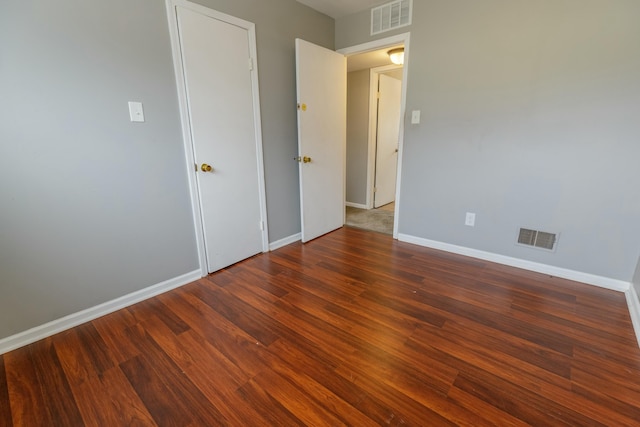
[302,156,312,163]
[201,163,213,172]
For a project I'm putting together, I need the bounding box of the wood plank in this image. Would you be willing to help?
[134,296,191,335]
[0,355,13,426]
[140,312,249,395]
[446,386,531,427]
[192,282,282,346]
[28,339,84,425]
[441,318,573,379]
[119,355,198,427]
[361,285,575,355]
[266,338,411,425]
[452,370,587,426]
[4,347,52,425]
[73,366,157,426]
[92,307,141,365]
[120,324,228,426]
[157,331,269,426]
[159,288,274,377]
[251,367,377,427]
[406,328,640,426]
[236,378,306,426]
[54,325,114,386]
[332,362,460,426]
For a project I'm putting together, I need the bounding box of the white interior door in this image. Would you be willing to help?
[295,39,346,242]
[374,74,402,208]
[176,5,265,272]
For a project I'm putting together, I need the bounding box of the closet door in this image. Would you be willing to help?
[175,4,265,272]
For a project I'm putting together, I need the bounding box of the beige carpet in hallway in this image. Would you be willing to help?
[345,203,394,234]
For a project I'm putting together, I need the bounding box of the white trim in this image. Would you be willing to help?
[338,33,411,240]
[246,18,270,254]
[0,270,201,355]
[365,68,377,210]
[346,201,367,209]
[269,233,301,251]
[169,0,256,29]
[397,233,630,292]
[166,0,207,276]
[165,0,269,275]
[626,285,640,347]
[338,33,410,57]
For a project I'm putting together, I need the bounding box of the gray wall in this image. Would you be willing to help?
[346,70,370,205]
[337,0,640,281]
[0,0,197,339]
[0,0,333,340]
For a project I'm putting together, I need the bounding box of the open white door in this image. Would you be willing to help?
[295,39,346,242]
[374,73,402,208]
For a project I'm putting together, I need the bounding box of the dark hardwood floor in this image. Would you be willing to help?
[2,227,640,426]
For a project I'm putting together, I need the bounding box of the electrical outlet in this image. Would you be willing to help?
[465,212,475,227]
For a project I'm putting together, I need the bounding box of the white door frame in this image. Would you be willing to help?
[368,64,403,210]
[165,0,269,276]
[338,33,410,239]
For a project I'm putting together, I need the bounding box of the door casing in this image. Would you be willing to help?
[166,0,269,276]
[339,33,410,239]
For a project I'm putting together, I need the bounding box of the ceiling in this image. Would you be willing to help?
[296,0,384,19]
[347,45,403,72]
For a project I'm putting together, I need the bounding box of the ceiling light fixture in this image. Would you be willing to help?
[388,47,404,65]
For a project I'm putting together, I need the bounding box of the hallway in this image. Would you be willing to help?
[345,202,394,234]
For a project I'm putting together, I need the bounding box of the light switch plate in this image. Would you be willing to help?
[128,101,145,122]
[411,110,421,124]
[465,212,476,227]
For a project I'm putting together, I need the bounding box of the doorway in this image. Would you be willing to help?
[294,34,408,242]
[343,42,406,235]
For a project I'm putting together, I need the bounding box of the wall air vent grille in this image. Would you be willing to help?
[517,228,558,251]
[371,0,412,35]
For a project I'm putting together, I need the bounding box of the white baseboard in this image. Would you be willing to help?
[346,202,367,209]
[626,286,640,347]
[397,234,630,292]
[0,269,202,355]
[269,233,301,251]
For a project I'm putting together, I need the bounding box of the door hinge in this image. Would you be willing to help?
[259,221,264,231]
[248,58,254,71]
[376,91,381,99]
[373,187,377,193]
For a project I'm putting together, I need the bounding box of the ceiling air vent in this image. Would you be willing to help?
[517,228,558,251]
[371,0,412,35]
